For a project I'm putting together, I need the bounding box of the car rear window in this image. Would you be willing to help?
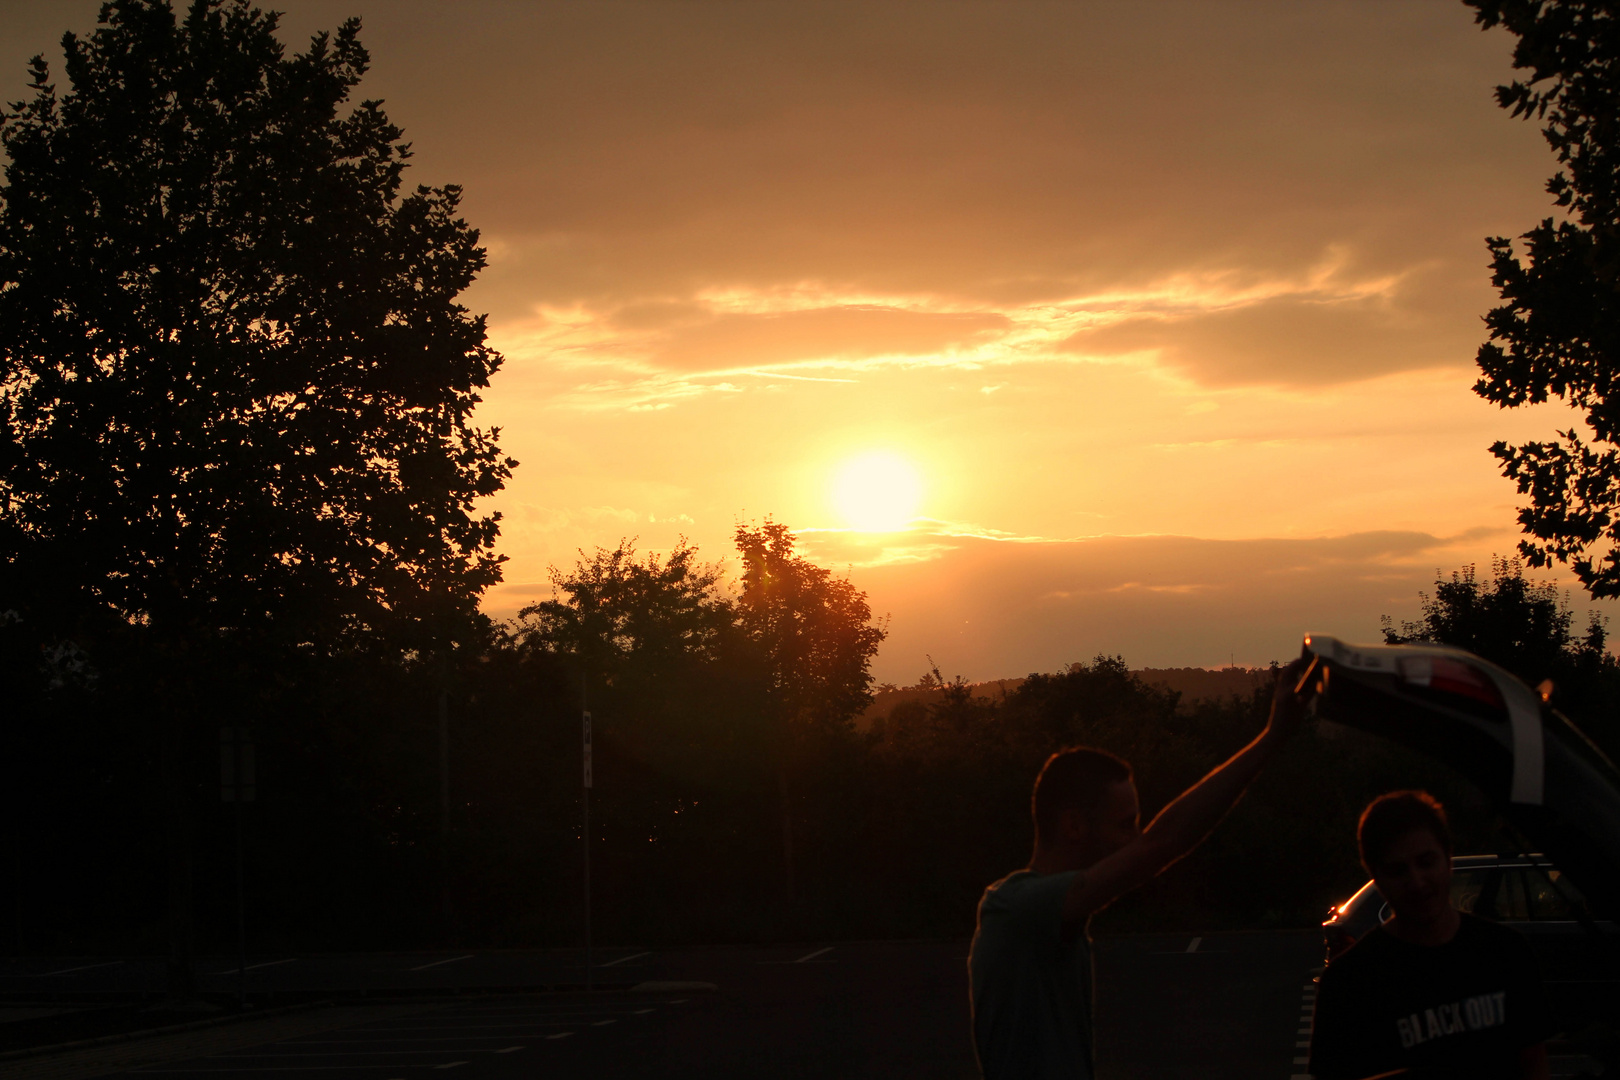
[1521,867,1587,920]
[1452,869,1488,915]
[1494,870,1530,920]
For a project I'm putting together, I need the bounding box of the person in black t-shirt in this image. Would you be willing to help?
[1309,791,1555,1080]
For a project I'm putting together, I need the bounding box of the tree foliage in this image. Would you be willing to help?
[0,0,513,650]
[1467,0,1620,595]
[734,520,886,732]
[15,531,1551,952]
[1382,557,1620,745]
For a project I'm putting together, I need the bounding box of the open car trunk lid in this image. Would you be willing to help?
[1301,635,1620,916]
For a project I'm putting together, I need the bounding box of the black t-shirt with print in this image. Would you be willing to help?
[1309,913,1556,1080]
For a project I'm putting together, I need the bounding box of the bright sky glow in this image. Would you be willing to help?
[13,1,1620,681]
[833,452,922,533]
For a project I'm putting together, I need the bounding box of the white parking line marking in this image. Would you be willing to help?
[1185,937,1201,953]
[214,957,297,974]
[1294,974,1317,1065]
[40,960,124,976]
[433,1063,467,1071]
[670,998,687,1004]
[215,1052,492,1059]
[599,951,650,967]
[410,955,474,971]
[546,1032,574,1040]
[795,947,834,963]
[592,1019,616,1026]
[289,1037,562,1044]
[633,1008,654,1014]
[494,1046,523,1054]
[344,1023,578,1032]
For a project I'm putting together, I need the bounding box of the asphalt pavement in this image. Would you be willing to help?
[11,930,1596,1079]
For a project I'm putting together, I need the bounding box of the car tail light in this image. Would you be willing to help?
[1397,656,1504,709]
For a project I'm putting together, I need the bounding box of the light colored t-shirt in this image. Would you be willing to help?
[969,869,1093,1080]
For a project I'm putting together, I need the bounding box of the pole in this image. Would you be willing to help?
[219,726,253,1007]
[582,665,592,992]
[234,794,245,1007]
[438,679,452,942]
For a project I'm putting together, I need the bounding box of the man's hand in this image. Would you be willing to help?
[1264,657,1315,743]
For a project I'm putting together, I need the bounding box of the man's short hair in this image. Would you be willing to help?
[1032,746,1133,842]
[1358,790,1452,873]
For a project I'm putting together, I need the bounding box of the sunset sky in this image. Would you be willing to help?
[7,0,1611,683]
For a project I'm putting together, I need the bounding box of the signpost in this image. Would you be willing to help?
[219,727,254,1006]
[583,706,592,991]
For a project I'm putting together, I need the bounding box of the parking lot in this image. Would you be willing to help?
[3,931,1603,1078]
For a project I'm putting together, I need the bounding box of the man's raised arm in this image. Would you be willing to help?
[1060,659,1312,927]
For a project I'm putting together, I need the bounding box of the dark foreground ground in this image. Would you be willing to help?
[0,932,1601,1079]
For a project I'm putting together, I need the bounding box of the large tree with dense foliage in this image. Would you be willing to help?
[1467,0,1620,595]
[733,520,886,903]
[0,0,511,993]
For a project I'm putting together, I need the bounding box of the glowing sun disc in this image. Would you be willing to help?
[833,452,922,532]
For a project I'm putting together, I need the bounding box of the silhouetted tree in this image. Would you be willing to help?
[733,520,886,906]
[0,0,511,994]
[1382,558,1620,745]
[514,540,766,785]
[1467,0,1620,594]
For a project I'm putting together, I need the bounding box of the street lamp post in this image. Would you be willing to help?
[582,675,592,992]
[219,726,254,1007]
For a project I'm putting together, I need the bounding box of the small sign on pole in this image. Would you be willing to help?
[220,727,255,803]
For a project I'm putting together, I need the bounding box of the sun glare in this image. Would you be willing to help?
[832,451,922,533]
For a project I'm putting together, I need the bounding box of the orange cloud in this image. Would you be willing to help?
[650,305,1011,372]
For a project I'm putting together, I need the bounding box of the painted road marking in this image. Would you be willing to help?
[289,1037,567,1044]
[134,1069,448,1073]
[354,1029,589,1036]
[670,998,687,1004]
[633,1008,655,1015]
[591,1019,617,1026]
[796,947,834,963]
[599,951,650,967]
[433,1063,467,1070]
[1293,974,1317,1073]
[1185,937,1201,953]
[546,1032,574,1040]
[216,1051,505,1059]
[410,955,474,971]
[215,957,297,974]
[494,1046,523,1054]
[41,960,124,976]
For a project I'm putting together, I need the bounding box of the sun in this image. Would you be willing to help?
[832,451,922,532]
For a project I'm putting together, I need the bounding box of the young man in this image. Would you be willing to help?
[968,661,1310,1080]
[1309,791,1555,1080]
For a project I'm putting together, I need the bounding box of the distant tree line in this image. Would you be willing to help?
[9,544,1618,957]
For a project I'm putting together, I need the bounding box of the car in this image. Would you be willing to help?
[1301,636,1620,1033]
[1299,635,1620,918]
